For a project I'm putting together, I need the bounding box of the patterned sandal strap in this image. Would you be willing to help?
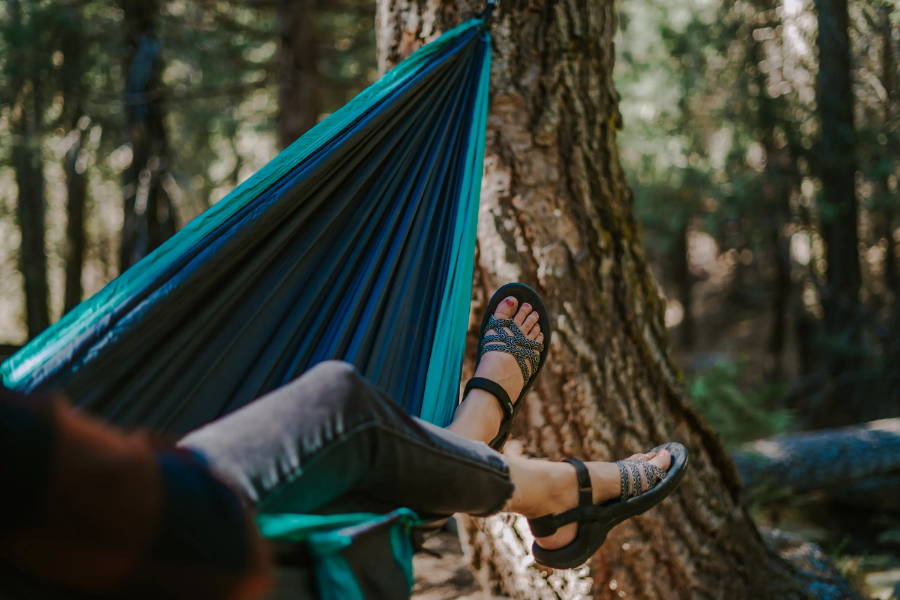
[616,459,667,501]
[478,316,543,383]
[486,317,543,349]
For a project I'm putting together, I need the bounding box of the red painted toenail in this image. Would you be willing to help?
[505,298,515,305]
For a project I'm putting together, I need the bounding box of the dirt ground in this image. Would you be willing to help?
[411,519,900,600]
[412,522,494,600]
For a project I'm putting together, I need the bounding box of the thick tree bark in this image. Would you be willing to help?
[119,0,178,271]
[377,2,833,598]
[277,0,320,149]
[812,0,862,426]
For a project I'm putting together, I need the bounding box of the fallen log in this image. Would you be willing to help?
[732,418,900,505]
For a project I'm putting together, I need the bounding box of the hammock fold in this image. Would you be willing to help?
[2,18,492,434]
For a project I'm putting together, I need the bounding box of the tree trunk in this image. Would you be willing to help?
[675,221,695,351]
[59,3,89,313]
[7,0,50,339]
[277,0,320,149]
[119,0,177,272]
[767,201,792,381]
[873,2,899,411]
[0,345,22,362]
[377,2,831,598]
[64,117,88,313]
[751,33,794,382]
[876,2,897,318]
[812,0,862,426]
[13,124,50,339]
[744,1,794,381]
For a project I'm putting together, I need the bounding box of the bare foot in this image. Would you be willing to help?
[506,449,672,549]
[448,296,544,444]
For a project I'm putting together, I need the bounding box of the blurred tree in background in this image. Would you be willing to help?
[0,0,375,342]
[616,0,899,431]
[4,0,53,337]
[613,3,899,591]
[119,0,177,270]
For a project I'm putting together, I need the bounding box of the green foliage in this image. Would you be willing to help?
[877,528,900,546]
[687,360,793,447]
[617,0,900,424]
[0,0,378,340]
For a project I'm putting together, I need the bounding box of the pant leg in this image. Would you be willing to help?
[178,360,514,517]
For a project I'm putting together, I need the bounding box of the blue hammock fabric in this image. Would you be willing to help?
[2,18,491,433]
[2,18,491,599]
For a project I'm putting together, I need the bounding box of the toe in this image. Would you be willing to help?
[523,312,540,337]
[495,296,518,320]
[514,302,532,328]
[536,333,544,345]
[650,449,671,471]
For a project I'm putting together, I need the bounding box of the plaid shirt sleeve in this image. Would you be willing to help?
[0,387,271,600]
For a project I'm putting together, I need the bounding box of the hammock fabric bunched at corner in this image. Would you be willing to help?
[1,16,492,600]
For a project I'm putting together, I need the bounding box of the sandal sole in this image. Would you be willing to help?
[532,442,689,569]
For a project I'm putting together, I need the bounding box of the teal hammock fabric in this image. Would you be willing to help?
[3,18,492,599]
[257,509,418,600]
[2,18,491,434]
[3,17,491,599]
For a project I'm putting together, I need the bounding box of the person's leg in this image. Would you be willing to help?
[447,295,543,443]
[181,298,675,553]
[443,294,674,551]
[179,360,514,518]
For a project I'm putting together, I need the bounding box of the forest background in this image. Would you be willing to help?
[0,0,897,597]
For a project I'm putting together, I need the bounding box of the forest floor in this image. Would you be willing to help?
[412,521,496,600]
[755,505,900,600]
[411,519,900,599]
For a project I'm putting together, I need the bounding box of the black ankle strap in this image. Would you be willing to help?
[464,377,514,421]
[563,458,592,508]
[527,458,593,538]
[528,513,561,537]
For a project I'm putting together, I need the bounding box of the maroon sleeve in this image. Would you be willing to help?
[0,391,271,600]
[0,388,56,534]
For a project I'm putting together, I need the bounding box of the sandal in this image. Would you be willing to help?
[463,282,551,450]
[528,442,689,569]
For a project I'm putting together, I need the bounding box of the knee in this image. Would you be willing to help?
[302,360,369,413]
[307,360,360,388]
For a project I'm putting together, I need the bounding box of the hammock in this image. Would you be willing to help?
[2,19,490,431]
[2,15,492,600]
